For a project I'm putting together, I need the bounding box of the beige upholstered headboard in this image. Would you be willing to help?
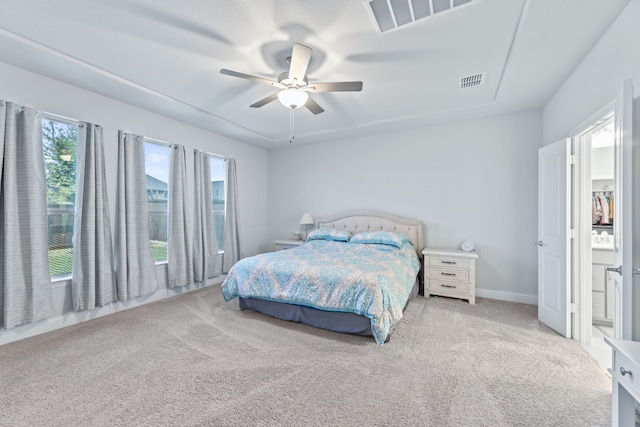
[315,211,424,256]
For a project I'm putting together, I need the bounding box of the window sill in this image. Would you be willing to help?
[51,274,71,288]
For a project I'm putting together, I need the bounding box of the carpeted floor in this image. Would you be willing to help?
[0,286,611,426]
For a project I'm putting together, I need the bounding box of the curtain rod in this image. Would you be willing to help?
[198,149,231,160]
[143,135,172,147]
[41,111,80,126]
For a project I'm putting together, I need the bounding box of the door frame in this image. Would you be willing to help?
[571,102,615,345]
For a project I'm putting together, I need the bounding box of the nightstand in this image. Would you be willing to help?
[422,248,478,304]
[274,239,304,251]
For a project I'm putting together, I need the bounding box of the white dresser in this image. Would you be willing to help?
[605,337,640,426]
[274,239,304,251]
[422,248,478,304]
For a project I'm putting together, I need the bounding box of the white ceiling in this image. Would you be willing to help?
[0,0,630,149]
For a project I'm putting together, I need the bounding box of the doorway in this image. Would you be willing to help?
[571,109,615,370]
[539,79,635,352]
[573,108,616,347]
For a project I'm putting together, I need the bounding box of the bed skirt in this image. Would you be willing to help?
[238,278,420,342]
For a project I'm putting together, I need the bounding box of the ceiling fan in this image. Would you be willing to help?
[220,43,363,141]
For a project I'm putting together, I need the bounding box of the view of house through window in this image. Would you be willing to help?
[210,157,225,252]
[43,132,225,271]
[42,117,78,277]
[144,140,170,262]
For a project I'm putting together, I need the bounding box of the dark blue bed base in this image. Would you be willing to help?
[238,278,420,342]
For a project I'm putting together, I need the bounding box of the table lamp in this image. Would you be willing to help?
[299,213,314,240]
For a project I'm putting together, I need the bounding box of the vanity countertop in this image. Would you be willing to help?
[592,243,613,251]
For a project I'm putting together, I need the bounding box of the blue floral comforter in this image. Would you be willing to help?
[221,239,420,344]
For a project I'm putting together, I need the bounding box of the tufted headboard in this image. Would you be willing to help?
[315,210,424,256]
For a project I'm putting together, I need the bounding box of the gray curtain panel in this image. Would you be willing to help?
[115,131,158,300]
[72,123,116,311]
[222,158,242,273]
[167,144,194,287]
[0,100,54,329]
[193,150,221,282]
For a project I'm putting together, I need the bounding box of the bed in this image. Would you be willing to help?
[221,211,424,344]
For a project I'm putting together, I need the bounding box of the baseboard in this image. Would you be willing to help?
[0,278,224,347]
[476,288,537,305]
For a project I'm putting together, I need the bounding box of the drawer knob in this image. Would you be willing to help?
[441,261,456,265]
[441,272,456,277]
[441,284,456,289]
[620,367,633,377]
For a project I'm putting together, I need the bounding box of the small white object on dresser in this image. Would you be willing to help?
[274,239,304,251]
[422,248,478,304]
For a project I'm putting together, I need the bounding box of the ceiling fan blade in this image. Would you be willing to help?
[306,81,363,92]
[220,69,285,88]
[304,96,324,115]
[288,43,312,84]
[250,93,279,108]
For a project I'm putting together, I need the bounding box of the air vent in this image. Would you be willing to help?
[459,73,486,89]
[365,0,476,34]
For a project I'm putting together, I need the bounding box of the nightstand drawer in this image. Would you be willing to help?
[428,256,470,269]
[429,280,469,295]
[428,268,469,282]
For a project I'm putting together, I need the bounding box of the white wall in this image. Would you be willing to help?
[268,110,542,303]
[0,60,269,344]
[543,0,640,144]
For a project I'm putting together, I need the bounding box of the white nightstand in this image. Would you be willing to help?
[274,239,305,251]
[422,248,478,304]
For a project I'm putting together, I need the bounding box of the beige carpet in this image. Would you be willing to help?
[0,286,611,426]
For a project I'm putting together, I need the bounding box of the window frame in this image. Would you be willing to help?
[209,155,226,254]
[41,113,80,281]
[143,138,171,264]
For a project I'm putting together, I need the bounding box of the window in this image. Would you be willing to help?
[210,157,225,252]
[42,116,78,277]
[144,140,170,262]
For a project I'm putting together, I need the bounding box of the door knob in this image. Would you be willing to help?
[607,265,623,275]
[535,241,544,247]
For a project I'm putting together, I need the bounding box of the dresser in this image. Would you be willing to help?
[274,239,304,251]
[422,248,478,304]
[605,337,640,426]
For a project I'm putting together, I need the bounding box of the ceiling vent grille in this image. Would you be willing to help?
[459,72,486,89]
[365,0,477,34]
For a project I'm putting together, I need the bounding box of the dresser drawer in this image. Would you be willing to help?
[612,347,640,397]
[428,280,469,295]
[428,256,470,269]
[428,268,469,282]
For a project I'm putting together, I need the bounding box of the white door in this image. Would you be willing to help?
[538,138,571,337]
[611,79,634,340]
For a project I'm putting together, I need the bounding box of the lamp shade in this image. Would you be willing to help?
[299,213,314,225]
[278,88,309,109]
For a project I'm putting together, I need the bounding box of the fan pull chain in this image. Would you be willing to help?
[289,107,295,143]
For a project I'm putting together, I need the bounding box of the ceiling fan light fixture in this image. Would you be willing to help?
[277,88,308,109]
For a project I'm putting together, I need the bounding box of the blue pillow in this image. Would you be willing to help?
[350,231,410,248]
[306,228,351,242]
